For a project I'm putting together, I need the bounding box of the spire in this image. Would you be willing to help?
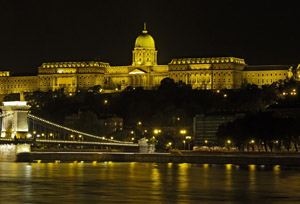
[142,22,148,34]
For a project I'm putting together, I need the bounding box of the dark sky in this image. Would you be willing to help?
[1,0,300,73]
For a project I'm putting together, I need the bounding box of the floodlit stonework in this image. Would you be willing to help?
[0,25,295,97]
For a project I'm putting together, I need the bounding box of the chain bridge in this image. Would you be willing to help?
[0,101,138,154]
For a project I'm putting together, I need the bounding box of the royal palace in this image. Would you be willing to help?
[0,25,299,97]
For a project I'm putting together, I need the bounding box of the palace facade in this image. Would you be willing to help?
[0,25,297,96]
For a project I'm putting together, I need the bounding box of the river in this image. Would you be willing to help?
[0,162,300,204]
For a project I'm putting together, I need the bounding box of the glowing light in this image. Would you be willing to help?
[180,129,187,134]
[111,136,114,140]
[1,132,6,138]
[204,140,208,144]
[27,133,32,138]
[131,137,134,141]
[227,140,231,144]
[137,121,142,125]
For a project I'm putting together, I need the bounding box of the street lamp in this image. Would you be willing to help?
[250,139,255,151]
[153,129,161,134]
[227,139,231,151]
[180,129,187,135]
[186,136,192,150]
[183,140,186,150]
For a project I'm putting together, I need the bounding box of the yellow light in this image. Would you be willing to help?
[137,121,142,125]
[49,133,53,136]
[251,139,255,144]
[293,89,296,92]
[130,131,134,134]
[104,99,108,104]
[183,140,186,144]
[33,131,36,134]
[131,137,134,141]
[154,129,159,134]
[27,133,32,138]
[144,129,147,133]
[227,140,231,144]
[37,160,41,163]
[1,132,6,138]
[224,94,227,98]
[180,129,187,134]
[70,135,74,138]
[168,142,172,146]
[79,135,82,138]
[177,117,180,121]
[41,133,45,137]
[185,136,191,140]
[216,90,220,93]
[111,136,114,140]
[204,140,208,144]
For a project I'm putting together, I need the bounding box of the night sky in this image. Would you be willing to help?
[1,0,300,74]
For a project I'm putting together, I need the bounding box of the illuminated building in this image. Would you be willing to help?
[0,24,296,98]
[243,65,293,87]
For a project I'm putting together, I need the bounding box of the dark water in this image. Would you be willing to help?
[1,162,300,204]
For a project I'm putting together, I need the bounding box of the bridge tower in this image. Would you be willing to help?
[0,101,31,139]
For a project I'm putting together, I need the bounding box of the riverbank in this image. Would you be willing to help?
[16,151,300,166]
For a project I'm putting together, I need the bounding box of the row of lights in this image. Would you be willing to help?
[282,89,297,96]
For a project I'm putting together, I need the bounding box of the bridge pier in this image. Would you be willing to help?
[0,101,31,139]
[0,144,31,161]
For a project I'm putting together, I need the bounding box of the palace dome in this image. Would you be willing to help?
[134,28,155,49]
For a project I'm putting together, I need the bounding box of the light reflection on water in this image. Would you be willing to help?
[0,162,300,204]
